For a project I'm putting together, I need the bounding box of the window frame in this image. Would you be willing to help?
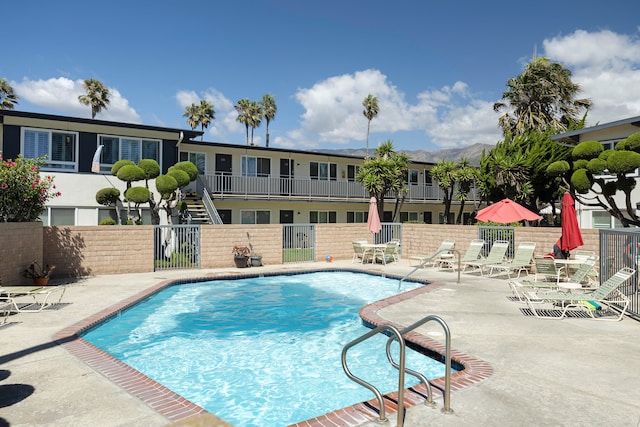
[242,155,271,177]
[21,127,79,172]
[310,161,337,181]
[97,134,162,173]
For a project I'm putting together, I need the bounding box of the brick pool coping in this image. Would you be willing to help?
[53,272,493,427]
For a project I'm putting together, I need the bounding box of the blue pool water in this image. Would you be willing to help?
[82,271,447,426]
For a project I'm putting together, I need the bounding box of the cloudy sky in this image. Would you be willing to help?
[4,1,640,151]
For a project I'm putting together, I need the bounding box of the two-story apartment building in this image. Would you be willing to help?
[1,110,478,225]
[552,115,640,228]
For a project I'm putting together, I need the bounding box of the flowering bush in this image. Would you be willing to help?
[0,154,61,222]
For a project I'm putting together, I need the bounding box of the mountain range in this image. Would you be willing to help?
[317,143,494,166]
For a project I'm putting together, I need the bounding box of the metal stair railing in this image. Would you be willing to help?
[197,175,223,224]
[342,324,407,426]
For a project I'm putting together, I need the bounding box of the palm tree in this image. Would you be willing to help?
[493,57,592,136]
[248,101,263,146]
[235,98,252,145]
[362,94,379,157]
[78,79,110,119]
[183,100,215,141]
[261,93,277,147]
[0,78,19,110]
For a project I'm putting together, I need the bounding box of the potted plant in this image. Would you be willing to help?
[232,245,251,268]
[23,260,56,285]
[250,253,263,267]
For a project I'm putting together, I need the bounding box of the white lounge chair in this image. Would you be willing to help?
[0,285,67,313]
[462,240,509,275]
[409,240,455,267]
[521,267,635,321]
[486,242,536,278]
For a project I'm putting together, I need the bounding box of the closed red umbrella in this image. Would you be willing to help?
[560,192,583,251]
[475,198,541,224]
[367,196,381,235]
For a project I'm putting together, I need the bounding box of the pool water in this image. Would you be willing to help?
[83,271,447,426]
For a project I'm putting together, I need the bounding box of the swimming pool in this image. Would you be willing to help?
[82,271,448,426]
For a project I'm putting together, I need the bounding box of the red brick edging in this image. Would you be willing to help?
[54,271,493,426]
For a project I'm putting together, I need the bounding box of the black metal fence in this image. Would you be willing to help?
[599,228,640,320]
[154,224,201,271]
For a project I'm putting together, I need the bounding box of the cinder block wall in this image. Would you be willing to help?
[201,224,283,269]
[43,226,155,277]
[0,222,602,282]
[0,222,43,285]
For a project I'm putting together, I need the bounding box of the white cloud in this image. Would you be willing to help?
[11,77,140,123]
[176,88,243,141]
[543,29,640,124]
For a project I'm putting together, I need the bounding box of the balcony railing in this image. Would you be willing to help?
[202,174,479,202]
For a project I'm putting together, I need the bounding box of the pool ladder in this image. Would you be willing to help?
[341,315,453,427]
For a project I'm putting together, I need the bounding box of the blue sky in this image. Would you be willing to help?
[4,1,640,152]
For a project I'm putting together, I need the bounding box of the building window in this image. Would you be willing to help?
[180,151,206,173]
[22,128,78,171]
[50,208,75,226]
[408,170,418,185]
[438,212,455,224]
[400,212,419,222]
[98,135,161,172]
[424,170,433,185]
[242,156,271,177]
[310,211,336,223]
[347,211,367,223]
[310,162,337,180]
[241,210,270,224]
[347,165,360,182]
[592,210,624,229]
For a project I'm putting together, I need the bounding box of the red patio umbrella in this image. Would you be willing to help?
[475,198,541,224]
[367,196,382,235]
[559,192,583,251]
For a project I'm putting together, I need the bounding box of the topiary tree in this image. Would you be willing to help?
[95,187,122,225]
[152,161,199,225]
[546,132,640,227]
[138,159,161,224]
[114,163,147,224]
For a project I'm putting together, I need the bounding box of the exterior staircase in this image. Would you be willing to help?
[183,193,212,224]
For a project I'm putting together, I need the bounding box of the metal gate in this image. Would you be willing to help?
[378,223,403,258]
[599,228,640,320]
[477,226,515,259]
[154,224,201,271]
[282,224,315,263]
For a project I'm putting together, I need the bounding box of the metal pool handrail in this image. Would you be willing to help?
[387,314,454,414]
[341,324,406,426]
[399,249,461,289]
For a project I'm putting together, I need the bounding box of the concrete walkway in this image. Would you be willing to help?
[1,260,640,426]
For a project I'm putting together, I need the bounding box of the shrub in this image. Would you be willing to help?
[546,160,570,176]
[571,169,591,193]
[607,150,640,174]
[572,141,603,160]
[99,218,117,225]
[0,154,61,222]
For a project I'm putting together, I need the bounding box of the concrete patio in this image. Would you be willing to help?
[1,260,639,426]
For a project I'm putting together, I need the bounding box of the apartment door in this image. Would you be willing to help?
[215,154,232,192]
[280,159,294,196]
[280,210,294,224]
